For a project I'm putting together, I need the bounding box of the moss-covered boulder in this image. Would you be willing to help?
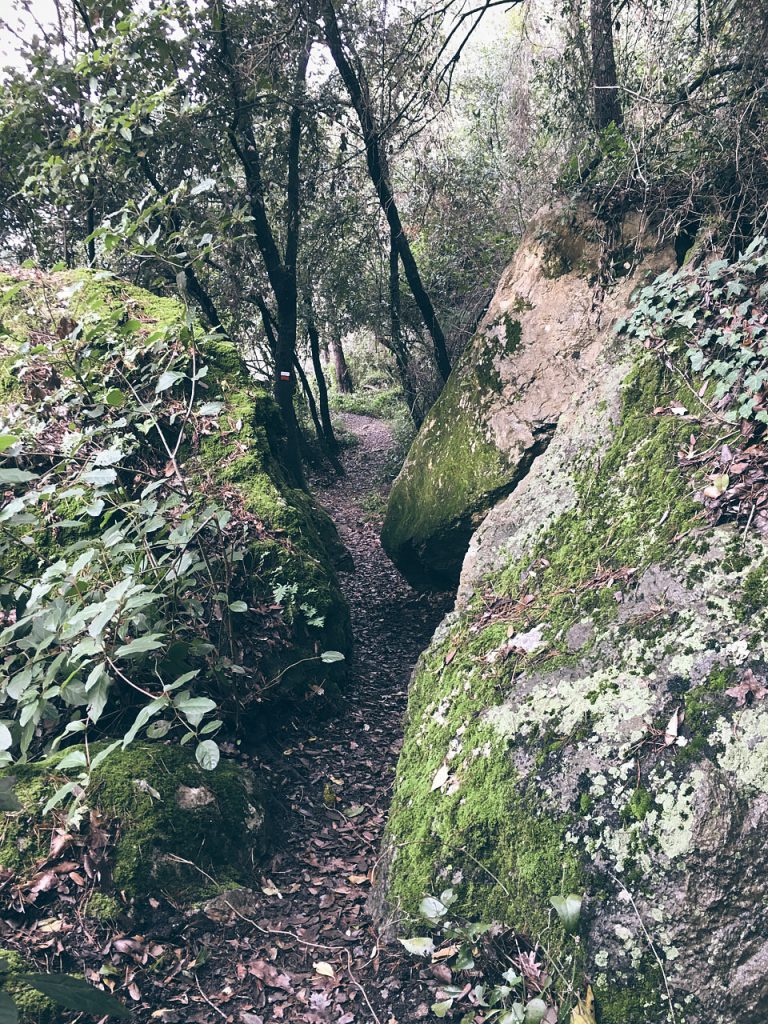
[381,203,674,586]
[376,232,768,1022]
[0,268,351,696]
[1,743,267,902]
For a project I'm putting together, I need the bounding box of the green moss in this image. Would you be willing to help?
[83,892,122,922]
[594,959,667,1024]
[0,949,59,1024]
[493,358,705,638]
[387,625,584,960]
[622,786,652,823]
[1,743,267,902]
[740,558,768,619]
[382,319,526,583]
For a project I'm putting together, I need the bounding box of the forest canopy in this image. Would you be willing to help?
[1,0,765,449]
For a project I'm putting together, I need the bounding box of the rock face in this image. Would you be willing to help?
[382,204,673,586]
[376,211,768,1022]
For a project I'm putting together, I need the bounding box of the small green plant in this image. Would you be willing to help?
[0,274,341,814]
[397,887,585,1022]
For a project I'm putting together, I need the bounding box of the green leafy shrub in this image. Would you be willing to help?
[0,271,346,807]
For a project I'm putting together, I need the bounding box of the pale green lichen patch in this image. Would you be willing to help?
[714,707,768,793]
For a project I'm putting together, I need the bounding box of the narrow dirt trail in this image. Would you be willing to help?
[202,413,450,1023]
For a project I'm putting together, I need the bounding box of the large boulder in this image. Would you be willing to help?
[376,218,768,1021]
[382,203,673,586]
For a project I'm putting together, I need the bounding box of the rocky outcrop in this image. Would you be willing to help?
[376,213,768,1021]
[381,203,673,586]
[0,268,350,910]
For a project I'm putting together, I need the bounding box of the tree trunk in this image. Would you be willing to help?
[294,353,324,448]
[274,289,306,486]
[389,224,422,428]
[306,309,339,455]
[322,0,452,383]
[330,336,353,393]
[215,0,308,487]
[590,0,622,130]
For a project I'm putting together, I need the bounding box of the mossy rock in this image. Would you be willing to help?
[382,203,674,587]
[0,949,60,1024]
[1,743,268,903]
[0,269,351,705]
[377,238,768,1022]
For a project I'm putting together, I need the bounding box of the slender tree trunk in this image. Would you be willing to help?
[294,353,324,442]
[590,0,622,130]
[305,307,339,455]
[255,293,278,358]
[322,0,452,383]
[330,336,353,393]
[215,0,309,487]
[295,352,344,475]
[389,224,422,428]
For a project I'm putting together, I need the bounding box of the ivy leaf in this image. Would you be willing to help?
[155,370,185,393]
[419,895,448,923]
[228,601,248,613]
[398,937,434,957]
[195,739,220,770]
[18,974,130,1017]
[105,388,125,407]
[320,650,345,663]
[431,999,453,1018]
[524,998,549,1022]
[550,893,582,933]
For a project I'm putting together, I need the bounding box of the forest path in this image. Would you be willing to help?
[207,413,450,1023]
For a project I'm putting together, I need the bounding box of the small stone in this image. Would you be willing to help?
[175,785,215,809]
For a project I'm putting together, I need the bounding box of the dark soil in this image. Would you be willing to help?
[1,413,453,1023]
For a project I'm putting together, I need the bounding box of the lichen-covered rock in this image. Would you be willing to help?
[1,743,268,902]
[376,223,768,1021]
[381,203,673,586]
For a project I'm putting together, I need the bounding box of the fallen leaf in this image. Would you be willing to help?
[726,668,768,707]
[431,764,449,791]
[313,961,335,979]
[571,985,596,1024]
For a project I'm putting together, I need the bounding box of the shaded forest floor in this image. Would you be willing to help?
[1,413,452,1023]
